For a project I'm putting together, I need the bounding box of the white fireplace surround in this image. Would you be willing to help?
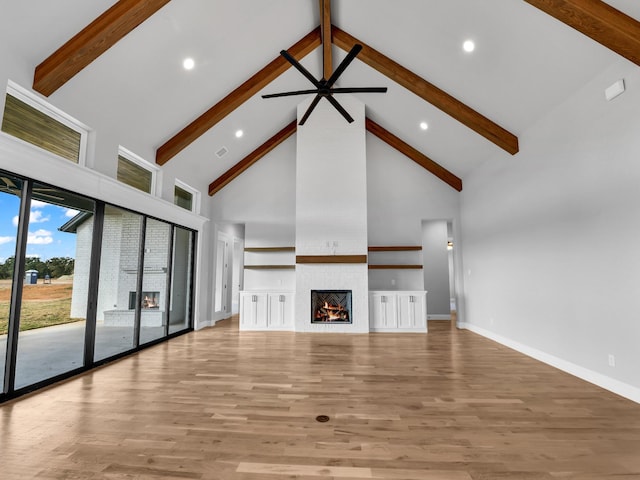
[294,264,369,333]
[294,95,369,333]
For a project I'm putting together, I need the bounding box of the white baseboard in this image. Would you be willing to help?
[427,314,451,320]
[460,322,640,405]
[194,319,212,330]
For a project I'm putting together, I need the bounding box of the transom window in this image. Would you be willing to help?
[1,81,89,164]
[117,147,158,195]
[174,179,199,213]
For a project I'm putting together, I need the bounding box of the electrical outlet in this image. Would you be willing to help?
[490,317,495,326]
[391,278,396,286]
[608,354,616,367]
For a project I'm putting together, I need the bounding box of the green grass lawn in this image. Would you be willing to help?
[0,297,82,335]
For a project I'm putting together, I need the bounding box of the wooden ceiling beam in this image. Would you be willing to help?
[157,28,320,166]
[524,0,640,67]
[320,0,333,79]
[332,26,519,156]
[208,120,297,196]
[365,118,463,192]
[33,0,171,97]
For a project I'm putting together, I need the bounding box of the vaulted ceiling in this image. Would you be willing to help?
[4,1,640,197]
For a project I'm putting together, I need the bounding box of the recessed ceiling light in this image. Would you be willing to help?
[183,57,195,70]
[420,122,429,131]
[235,130,244,138]
[463,40,475,53]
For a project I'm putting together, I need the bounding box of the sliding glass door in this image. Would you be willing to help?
[13,183,95,389]
[139,218,171,345]
[0,169,196,401]
[94,206,143,361]
[0,174,23,393]
[169,227,194,334]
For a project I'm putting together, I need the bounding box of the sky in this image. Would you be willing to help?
[0,194,79,263]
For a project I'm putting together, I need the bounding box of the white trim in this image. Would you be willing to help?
[459,322,640,405]
[0,133,206,230]
[174,178,201,215]
[117,145,160,196]
[5,80,90,166]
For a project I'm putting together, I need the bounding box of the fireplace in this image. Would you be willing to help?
[129,291,160,310]
[311,290,352,324]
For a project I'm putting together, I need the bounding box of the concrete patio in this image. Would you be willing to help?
[1,322,165,390]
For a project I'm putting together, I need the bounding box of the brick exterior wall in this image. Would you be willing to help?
[70,210,171,326]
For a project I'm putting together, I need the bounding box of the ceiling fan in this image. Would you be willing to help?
[262,43,387,125]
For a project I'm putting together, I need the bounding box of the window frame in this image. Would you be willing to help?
[117,146,160,196]
[174,178,200,214]
[4,80,90,166]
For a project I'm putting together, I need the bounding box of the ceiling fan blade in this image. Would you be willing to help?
[280,49,322,88]
[330,87,388,94]
[299,95,322,125]
[262,89,320,99]
[326,96,354,123]
[326,44,362,88]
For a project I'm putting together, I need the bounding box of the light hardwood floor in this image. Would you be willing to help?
[2,317,640,479]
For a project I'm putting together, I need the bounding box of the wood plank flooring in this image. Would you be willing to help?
[1,318,640,479]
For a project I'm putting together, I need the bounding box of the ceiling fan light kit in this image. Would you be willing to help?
[262,44,387,125]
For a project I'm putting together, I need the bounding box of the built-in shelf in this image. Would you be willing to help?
[368,245,423,270]
[244,265,295,270]
[244,246,295,271]
[368,264,423,270]
[244,246,295,252]
[296,255,367,264]
[368,246,422,252]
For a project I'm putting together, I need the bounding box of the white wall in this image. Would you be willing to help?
[209,136,297,295]
[366,135,462,295]
[460,59,640,401]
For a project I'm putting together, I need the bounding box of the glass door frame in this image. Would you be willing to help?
[1,170,197,403]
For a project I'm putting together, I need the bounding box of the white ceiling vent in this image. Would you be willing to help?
[605,79,625,101]
[215,146,228,158]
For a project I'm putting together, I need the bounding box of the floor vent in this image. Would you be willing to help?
[215,146,228,158]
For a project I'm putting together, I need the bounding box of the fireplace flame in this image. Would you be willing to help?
[316,301,349,322]
[142,295,159,309]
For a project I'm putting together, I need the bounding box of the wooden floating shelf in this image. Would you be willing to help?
[244,265,295,270]
[296,255,367,264]
[368,246,422,252]
[368,265,423,270]
[244,247,295,252]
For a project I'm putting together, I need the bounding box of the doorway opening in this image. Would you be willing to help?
[421,219,459,325]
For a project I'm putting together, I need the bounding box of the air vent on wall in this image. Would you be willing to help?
[215,146,228,158]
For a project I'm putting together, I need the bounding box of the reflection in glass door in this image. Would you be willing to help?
[139,218,171,345]
[214,237,228,313]
[94,206,142,361]
[0,174,23,392]
[169,227,193,334]
[14,183,95,389]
